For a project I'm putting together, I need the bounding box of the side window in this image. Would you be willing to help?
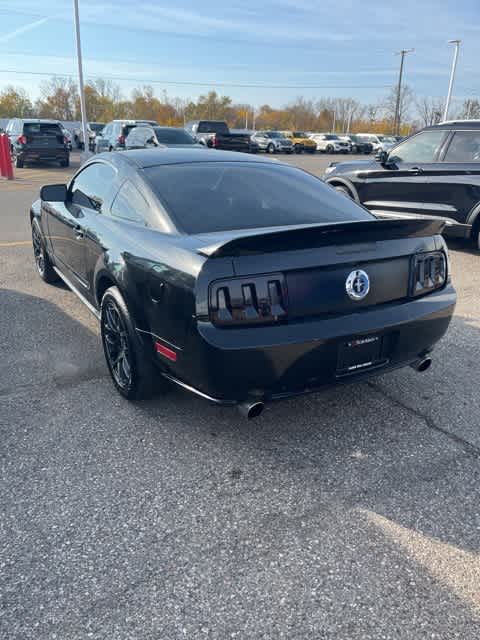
[389,130,447,164]
[111,180,150,226]
[70,163,116,212]
[444,131,480,162]
[6,120,12,133]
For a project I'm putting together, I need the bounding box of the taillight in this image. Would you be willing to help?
[410,251,446,297]
[63,136,69,145]
[17,135,27,145]
[213,136,220,148]
[209,274,287,327]
[118,134,125,145]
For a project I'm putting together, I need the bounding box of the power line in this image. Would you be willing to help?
[0,68,393,90]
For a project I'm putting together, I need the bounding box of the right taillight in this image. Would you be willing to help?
[209,274,288,327]
[410,251,447,297]
[17,134,27,145]
[118,134,125,145]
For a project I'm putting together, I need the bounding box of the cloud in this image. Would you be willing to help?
[0,17,49,43]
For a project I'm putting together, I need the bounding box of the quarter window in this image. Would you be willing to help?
[389,130,446,164]
[70,163,116,212]
[444,131,480,162]
[111,180,150,225]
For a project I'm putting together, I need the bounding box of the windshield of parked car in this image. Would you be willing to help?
[24,123,62,135]
[153,128,195,144]
[293,132,308,137]
[145,162,372,234]
[89,123,105,133]
[268,132,283,138]
[197,121,229,134]
[324,134,339,140]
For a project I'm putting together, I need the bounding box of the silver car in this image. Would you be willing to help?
[251,130,294,154]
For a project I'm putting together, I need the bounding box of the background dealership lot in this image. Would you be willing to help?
[1,152,480,638]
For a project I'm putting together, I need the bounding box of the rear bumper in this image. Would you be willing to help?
[18,148,68,162]
[162,285,456,403]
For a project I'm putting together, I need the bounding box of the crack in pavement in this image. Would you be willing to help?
[367,381,480,459]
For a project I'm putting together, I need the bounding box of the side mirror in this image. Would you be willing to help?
[40,183,67,202]
[375,149,388,164]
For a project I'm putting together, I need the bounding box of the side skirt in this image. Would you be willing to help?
[53,266,101,320]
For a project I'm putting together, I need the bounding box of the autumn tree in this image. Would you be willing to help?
[381,85,415,133]
[35,77,78,120]
[184,91,232,121]
[0,86,33,117]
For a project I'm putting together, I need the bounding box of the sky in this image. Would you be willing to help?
[0,0,479,108]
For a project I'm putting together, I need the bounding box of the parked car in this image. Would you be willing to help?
[60,126,73,151]
[250,130,294,154]
[338,135,373,154]
[310,133,349,154]
[126,125,201,149]
[185,120,258,153]
[323,121,480,248]
[95,120,157,153]
[73,122,106,151]
[355,134,388,153]
[30,148,455,417]
[5,118,70,168]
[281,131,316,154]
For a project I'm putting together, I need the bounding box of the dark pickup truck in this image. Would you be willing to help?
[185,120,258,153]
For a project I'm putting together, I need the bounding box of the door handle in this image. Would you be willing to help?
[408,167,423,174]
[74,225,84,239]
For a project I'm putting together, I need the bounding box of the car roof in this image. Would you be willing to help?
[425,120,480,130]
[105,148,281,168]
[20,119,61,124]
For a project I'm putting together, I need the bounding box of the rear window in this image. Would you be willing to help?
[153,128,195,144]
[24,123,62,135]
[122,124,137,137]
[144,162,372,234]
[197,121,229,134]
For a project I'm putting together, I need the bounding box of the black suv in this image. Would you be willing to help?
[323,121,480,248]
[6,119,70,168]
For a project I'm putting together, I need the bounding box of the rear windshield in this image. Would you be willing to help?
[145,162,372,234]
[154,128,195,144]
[197,121,229,134]
[122,124,137,137]
[24,123,62,135]
[89,123,104,133]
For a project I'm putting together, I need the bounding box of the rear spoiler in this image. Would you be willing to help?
[197,218,446,258]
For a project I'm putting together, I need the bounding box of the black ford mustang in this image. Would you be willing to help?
[30,149,456,418]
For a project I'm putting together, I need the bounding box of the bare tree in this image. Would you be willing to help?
[415,96,444,127]
[382,85,415,133]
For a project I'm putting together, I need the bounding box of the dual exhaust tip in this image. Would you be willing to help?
[237,357,432,419]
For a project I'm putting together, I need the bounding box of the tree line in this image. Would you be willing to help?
[0,77,478,134]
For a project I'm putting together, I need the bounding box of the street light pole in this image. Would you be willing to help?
[73,0,89,159]
[443,39,461,122]
[393,48,414,136]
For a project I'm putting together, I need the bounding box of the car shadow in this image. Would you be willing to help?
[2,286,479,635]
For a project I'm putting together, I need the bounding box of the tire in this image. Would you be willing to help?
[100,286,164,400]
[352,145,358,154]
[31,219,59,284]
[326,144,334,154]
[307,148,316,154]
[471,218,480,252]
[286,149,293,154]
[60,156,69,168]
[14,153,24,168]
[266,143,275,154]
[334,185,353,199]
[294,144,303,154]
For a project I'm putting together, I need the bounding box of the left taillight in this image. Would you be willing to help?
[17,134,27,145]
[209,274,288,327]
[118,134,125,145]
[410,251,447,297]
[63,136,69,145]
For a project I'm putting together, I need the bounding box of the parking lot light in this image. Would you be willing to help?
[443,39,461,122]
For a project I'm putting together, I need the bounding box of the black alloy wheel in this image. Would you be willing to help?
[102,298,133,392]
[31,220,58,283]
[267,143,275,154]
[100,286,164,400]
[294,143,302,154]
[326,144,334,153]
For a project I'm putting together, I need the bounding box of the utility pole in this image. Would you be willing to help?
[443,39,461,121]
[393,48,414,136]
[73,0,89,160]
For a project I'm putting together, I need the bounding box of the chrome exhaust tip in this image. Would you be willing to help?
[238,400,265,420]
[411,357,432,373]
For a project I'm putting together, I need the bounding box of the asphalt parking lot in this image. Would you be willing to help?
[1,152,480,639]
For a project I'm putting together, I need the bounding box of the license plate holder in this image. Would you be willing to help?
[337,334,383,375]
